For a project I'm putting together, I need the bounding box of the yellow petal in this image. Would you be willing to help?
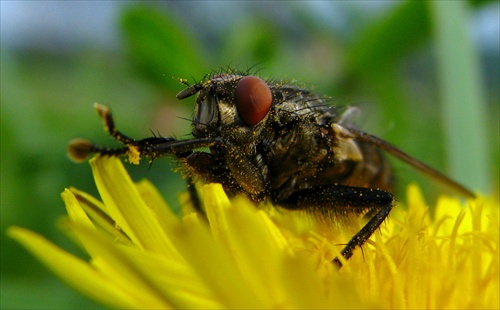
[62,188,95,229]
[7,226,148,309]
[65,221,222,309]
[173,212,265,308]
[66,187,132,245]
[90,156,180,259]
[135,179,180,229]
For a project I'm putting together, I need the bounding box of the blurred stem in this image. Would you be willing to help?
[430,2,490,192]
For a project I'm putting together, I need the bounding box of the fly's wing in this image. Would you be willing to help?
[334,124,475,198]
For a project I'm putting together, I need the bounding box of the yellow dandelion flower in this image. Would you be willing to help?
[8,156,499,309]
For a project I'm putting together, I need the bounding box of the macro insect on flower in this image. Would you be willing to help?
[68,70,475,267]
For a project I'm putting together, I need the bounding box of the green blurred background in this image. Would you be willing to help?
[1,1,498,308]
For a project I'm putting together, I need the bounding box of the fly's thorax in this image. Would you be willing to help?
[269,84,338,126]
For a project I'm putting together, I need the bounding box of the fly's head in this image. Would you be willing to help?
[177,74,273,147]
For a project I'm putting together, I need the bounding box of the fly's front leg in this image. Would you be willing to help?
[279,185,394,268]
[68,103,223,163]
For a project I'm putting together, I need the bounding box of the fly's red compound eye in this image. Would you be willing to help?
[235,76,272,125]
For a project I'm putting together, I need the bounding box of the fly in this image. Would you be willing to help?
[68,71,475,267]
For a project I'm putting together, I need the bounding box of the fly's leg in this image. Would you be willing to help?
[279,185,394,268]
[68,104,223,163]
[333,196,393,267]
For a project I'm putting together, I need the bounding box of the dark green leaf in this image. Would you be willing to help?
[121,6,207,90]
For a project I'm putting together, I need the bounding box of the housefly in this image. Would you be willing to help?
[68,71,475,267]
